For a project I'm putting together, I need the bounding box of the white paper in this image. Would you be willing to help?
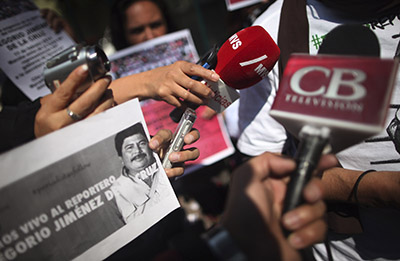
[0,2,75,100]
[225,0,263,11]
[0,99,179,260]
[109,29,199,78]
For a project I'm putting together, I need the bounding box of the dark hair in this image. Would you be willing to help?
[114,122,147,156]
[109,0,173,50]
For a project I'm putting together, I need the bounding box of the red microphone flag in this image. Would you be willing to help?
[270,54,398,153]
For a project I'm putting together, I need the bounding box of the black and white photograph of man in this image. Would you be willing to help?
[111,122,169,223]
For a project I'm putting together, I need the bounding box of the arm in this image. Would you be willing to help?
[109,61,219,106]
[321,167,400,209]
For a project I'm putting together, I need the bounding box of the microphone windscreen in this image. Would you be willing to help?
[318,24,380,57]
[215,25,280,89]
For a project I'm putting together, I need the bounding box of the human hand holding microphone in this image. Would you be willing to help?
[162,25,281,169]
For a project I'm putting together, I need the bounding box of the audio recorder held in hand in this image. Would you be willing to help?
[43,44,110,98]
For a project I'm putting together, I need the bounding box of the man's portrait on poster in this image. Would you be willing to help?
[111,122,168,223]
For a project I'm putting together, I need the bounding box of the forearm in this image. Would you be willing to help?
[321,167,400,208]
[109,72,150,105]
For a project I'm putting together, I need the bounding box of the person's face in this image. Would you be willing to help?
[120,133,154,173]
[124,1,167,45]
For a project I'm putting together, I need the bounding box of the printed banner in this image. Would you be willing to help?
[0,0,75,100]
[0,99,179,260]
[109,29,199,78]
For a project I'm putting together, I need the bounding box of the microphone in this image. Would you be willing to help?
[318,24,380,57]
[162,25,280,169]
[213,25,280,89]
[270,24,398,218]
[170,25,280,122]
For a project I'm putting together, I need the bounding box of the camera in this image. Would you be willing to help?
[43,44,110,96]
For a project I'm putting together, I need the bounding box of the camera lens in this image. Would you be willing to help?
[86,45,110,81]
[94,45,111,72]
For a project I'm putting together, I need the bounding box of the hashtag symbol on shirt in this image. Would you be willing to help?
[311,34,324,50]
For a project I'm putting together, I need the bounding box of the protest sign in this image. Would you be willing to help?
[0,0,75,100]
[0,99,179,260]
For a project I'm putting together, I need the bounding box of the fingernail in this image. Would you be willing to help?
[165,169,172,177]
[283,212,300,228]
[79,64,89,75]
[185,134,194,144]
[170,153,180,162]
[288,234,303,248]
[211,72,220,81]
[149,139,159,149]
[103,77,111,85]
[307,184,322,202]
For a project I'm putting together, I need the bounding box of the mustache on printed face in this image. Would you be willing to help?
[130,152,147,162]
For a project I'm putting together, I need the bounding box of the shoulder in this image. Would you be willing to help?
[253,0,283,42]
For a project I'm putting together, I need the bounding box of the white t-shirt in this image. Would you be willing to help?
[235,0,400,260]
[235,0,287,156]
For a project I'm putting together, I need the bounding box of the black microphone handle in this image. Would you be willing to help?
[282,126,330,215]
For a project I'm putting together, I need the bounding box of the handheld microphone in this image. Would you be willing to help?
[162,25,280,169]
[169,26,280,122]
[270,24,398,217]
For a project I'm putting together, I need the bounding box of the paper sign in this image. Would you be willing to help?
[0,1,75,100]
[109,29,199,78]
[0,99,179,260]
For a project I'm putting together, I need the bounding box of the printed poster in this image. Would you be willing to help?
[0,99,179,260]
[0,0,75,100]
[109,29,199,77]
[109,29,235,174]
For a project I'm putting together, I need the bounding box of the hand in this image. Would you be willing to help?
[149,128,200,178]
[40,8,77,41]
[34,65,114,137]
[221,153,337,260]
[110,61,219,106]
